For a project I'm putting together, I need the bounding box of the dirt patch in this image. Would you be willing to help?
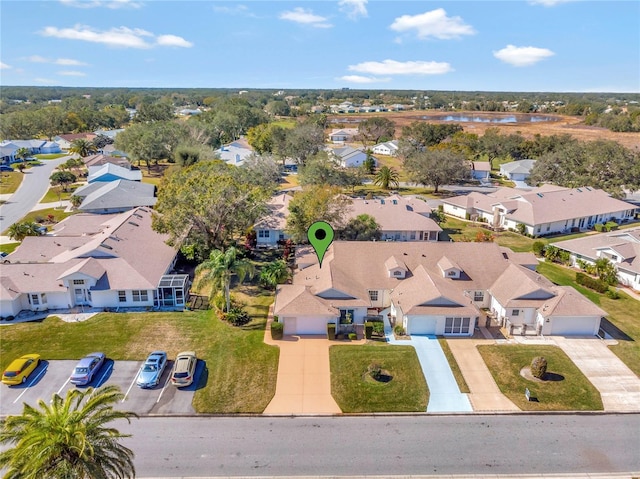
[520,366,565,383]
[328,111,640,151]
[364,368,393,384]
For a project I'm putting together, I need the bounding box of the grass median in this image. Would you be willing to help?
[0,310,279,413]
[477,344,603,411]
[330,343,428,412]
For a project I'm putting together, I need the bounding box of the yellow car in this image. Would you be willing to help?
[2,354,41,385]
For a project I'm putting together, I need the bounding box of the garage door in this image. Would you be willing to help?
[284,316,330,335]
[550,316,598,336]
[409,317,437,335]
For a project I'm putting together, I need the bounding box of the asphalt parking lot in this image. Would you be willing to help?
[0,358,205,416]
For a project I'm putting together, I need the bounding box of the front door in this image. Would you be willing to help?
[74,288,87,305]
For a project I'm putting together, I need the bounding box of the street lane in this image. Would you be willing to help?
[0,156,69,230]
[120,414,640,477]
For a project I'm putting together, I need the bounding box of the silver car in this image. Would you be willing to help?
[136,351,167,388]
[70,352,106,386]
[170,351,197,387]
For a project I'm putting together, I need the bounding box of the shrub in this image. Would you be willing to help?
[576,272,609,293]
[270,321,284,340]
[327,323,336,340]
[516,223,527,235]
[393,324,405,336]
[348,332,357,340]
[365,321,373,339]
[531,356,548,379]
[223,305,251,326]
[594,223,604,232]
[605,289,620,300]
[532,241,546,257]
[372,321,385,336]
[367,363,382,380]
[604,221,619,232]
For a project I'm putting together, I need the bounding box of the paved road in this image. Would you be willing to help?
[119,415,640,478]
[0,156,69,231]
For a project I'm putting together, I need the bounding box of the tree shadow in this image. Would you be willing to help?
[542,372,565,382]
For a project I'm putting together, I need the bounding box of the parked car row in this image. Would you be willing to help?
[2,351,198,388]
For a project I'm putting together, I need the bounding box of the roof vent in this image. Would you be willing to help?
[536,193,544,198]
[577,188,582,192]
[128,221,139,227]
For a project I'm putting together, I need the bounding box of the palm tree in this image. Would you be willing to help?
[14,147,30,164]
[259,259,290,289]
[195,246,256,313]
[0,385,137,479]
[69,138,97,158]
[373,165,400,190]
[7,221,41,241]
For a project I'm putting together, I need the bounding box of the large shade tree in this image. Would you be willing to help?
[0,385,137,479]
[404,148,469,193]
[195,246,255,312]
[69,138,98,158]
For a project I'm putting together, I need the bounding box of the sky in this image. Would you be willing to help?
[0,0,638,92]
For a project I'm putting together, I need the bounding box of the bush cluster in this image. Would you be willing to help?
[393,324,405,336]
[576,272,610,293]
[327,323,336,340]
[531,356,548,379]
[270,320,284,340]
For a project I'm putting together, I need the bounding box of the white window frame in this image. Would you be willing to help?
[118,290,127,303]
[368,290,378,302]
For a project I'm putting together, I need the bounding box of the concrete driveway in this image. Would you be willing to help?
[447,338,519,412]
[555,337,640,411]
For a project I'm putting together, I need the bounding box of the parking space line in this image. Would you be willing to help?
[123,368,140,402]
[156,376,171,403]
[57,377,70,396]
[97,362,113,386]
[13,364,49,404]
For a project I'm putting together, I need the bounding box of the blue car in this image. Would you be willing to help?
[70,352,106,386]
[136,351,168,388]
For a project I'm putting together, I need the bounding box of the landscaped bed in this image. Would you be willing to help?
[330,344,428,412]
[477,344,603,411]
[0,310,279,413]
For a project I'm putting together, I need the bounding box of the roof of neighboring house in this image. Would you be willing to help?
[75,179,156,211]
[55,133,97,143]
[88,163,143,182]
[489,263,555,308]
[83,154,132,169]
[0,139,47,149]
[2,208,176,294]
[373,140,399,150]
[329,128,358,137]
[551,227,640,275]
[539,286,607,318]
[274,285,339,316]
[500,159,536,175]
[442,186,637,226]
[217,141,253,166]
[254,193,292,231]
[94,129,125,139]
[331,146,366,161]
[347,195,441,233]
[472,161,491,172]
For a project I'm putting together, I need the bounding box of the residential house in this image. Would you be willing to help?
[83,154,132,170]
[93,129,124,140]
[329,146,373,168]
[372,140,399,156]
[499,159,536,181]
[88,163,143,183]
[99,144,128,157]
[348,195,441,241]
[217,139,253,166]
[441,185,637,236]
[274,241,604,336]
[471,161,491,181]
[54,133,97,150]
[254,193,292,247]
[73,180,156,214]
[0,139,61,163]
[329,128,359,143]
[551,227,640,292]
[0,208,188,318]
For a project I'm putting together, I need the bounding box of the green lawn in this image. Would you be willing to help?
[0,171,23,195]
[1,208,75,235]
[34,153,67,160]
[0,243,20,255]
[40,184,82,203]
[439,337,470,393]
[271,119,296,129]
[0,311,279,413]
[330,344,428,412]
[536,261,640,376]
[477,344,603,411]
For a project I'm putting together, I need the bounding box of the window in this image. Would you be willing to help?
[73,279,84,285]
[447,270,456,276]
[258,230,270,238]
[41,293,47,304]
[118,291,126,303]
[393,270,402,276]
[339,309,354,324]
[473,291,484,302]
[132,290,149,302]
[445,317,471,334]
[368,290,378,302]
[410,232,416,240]
[512,309,520,316]
[31,294,40,305]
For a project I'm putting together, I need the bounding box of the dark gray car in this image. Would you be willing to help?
[70,352,105,386]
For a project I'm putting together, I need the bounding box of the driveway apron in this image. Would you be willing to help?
[555,337,640,411]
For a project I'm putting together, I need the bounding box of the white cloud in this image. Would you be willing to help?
[60,0,143,9]
[27,55,88,65]
[339,0,367,19]
[34,78,56,84]
[493,44,555,66]
[1,62,11,69]
[40,25,192,49]
[529,0,577,6]
[156,35,193,48]
[339,75,389,84]
[348,59,453,75]
[213,4,250,15]
[390,8,475,40]
[58,70,86,76]
[279,8,332,28]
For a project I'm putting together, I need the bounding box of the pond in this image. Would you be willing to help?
[422,114,561,123]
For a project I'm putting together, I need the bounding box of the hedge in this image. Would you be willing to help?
[576,272,609,293]
[327,323,336,340]
[270,321,283,340]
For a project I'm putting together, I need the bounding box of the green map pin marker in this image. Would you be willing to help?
[307,221,334,268]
